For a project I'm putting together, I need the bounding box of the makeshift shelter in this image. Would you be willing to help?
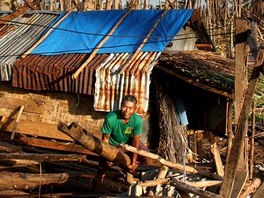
[10,9,195,115]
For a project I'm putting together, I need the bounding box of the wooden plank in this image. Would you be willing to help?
[16,136,97,156]
[1,119,73,141]
[252,181,264,198]
[170,178,223,198]
[231,171,248,198]
[211,142,224,177]
[0,97,44,114]
[11,105,24,140]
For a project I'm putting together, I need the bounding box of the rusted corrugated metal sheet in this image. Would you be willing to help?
[94,52,160,114]
[13,52,160,114]
[13,53,108,94]
[0,12,59,81]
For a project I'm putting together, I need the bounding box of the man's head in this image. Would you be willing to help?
[121,95,137,121]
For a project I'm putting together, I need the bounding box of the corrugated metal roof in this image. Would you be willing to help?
[0,12,59,81]
[13,52,160,114]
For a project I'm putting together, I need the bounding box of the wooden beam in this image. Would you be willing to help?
[219,45,264,197]
[0,172,68,190]
[0,153,86,162]
[0,159,39,170]
[15,136,97,156]
[72,9,132,79]
[170,178,223,198]
[1,119,73,141]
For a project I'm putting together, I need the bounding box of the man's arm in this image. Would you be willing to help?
[129,134,140,171]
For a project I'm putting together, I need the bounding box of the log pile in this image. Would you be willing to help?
[0,118,262,197]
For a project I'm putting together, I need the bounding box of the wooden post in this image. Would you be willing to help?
[234,18,250,172]
[10,106,24,140]
[249,101,256,180]
[226,99,233,159]
[57,121,131,169]
[219,45,264,197]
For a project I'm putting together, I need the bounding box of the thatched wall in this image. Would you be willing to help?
[0,82,106,140]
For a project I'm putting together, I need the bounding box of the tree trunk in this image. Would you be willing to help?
[57,121,131,169]
[155,74,188,164]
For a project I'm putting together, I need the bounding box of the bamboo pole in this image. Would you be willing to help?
[22,11,72,59]
[72,9,132,79]
[121,143,197,173]
[119,9,169,73]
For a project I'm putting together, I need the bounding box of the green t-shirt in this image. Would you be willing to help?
[101,110,142,146]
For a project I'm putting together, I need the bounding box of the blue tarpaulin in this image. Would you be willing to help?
[31,9,194,55]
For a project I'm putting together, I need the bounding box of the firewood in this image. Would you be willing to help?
[57,121,131,169]
[0,172,68,190]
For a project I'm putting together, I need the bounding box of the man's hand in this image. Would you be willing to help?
[128,161,138,172]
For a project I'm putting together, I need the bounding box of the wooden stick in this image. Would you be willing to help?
[211,142,224,177]
[250,101,256,179]
[0,115,6,130]
[72,9,132,79]
[170,178,223,198]
[21,11,72,59]
[10,105,24,140]
[120,9,169,73]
